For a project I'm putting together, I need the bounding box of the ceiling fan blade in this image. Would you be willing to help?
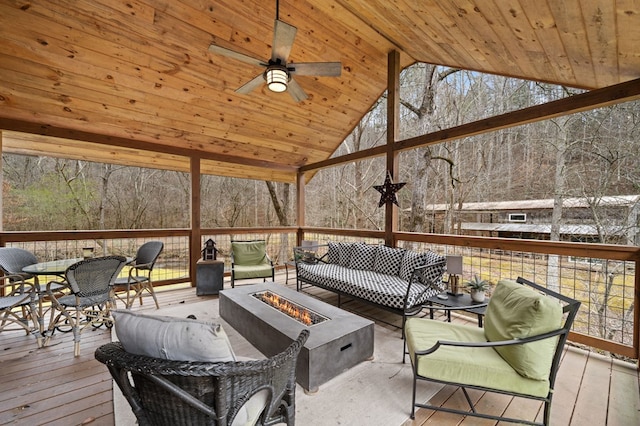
[272,19,297,62]
[236,73,265,94]
[287,78,308,102]
[209,44,265,67]
[289,62,342,76]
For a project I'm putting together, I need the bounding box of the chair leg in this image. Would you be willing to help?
[72,308,81,357]
[411,364,417,419]
[146,283,160,309]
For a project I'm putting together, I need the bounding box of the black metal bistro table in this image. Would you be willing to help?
[425,293,488,327]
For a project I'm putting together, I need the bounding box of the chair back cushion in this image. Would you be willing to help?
[232,241,268,266]
[484,279,563,380]
[113,310,236,362]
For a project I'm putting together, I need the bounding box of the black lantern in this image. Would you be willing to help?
[202,238,218,260]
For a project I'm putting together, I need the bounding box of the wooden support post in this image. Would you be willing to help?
[190,157,201,287]
[385,50,400,247]
[296,170,306,246]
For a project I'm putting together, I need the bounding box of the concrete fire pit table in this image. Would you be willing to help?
[219,282,374,393]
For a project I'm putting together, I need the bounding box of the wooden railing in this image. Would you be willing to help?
[301,227,640,360]
[2,227,638,360]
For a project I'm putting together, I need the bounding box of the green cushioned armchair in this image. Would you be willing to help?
[404,277,580,426]
[230,240,275,288]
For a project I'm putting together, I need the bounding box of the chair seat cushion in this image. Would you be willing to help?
[405,318,550,398]
[484,280,563,380]
[112,310,236,362]
[233,264,273,279]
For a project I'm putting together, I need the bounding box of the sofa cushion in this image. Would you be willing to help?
[373,245,406,276]
[484,280,563,380]
[297,263,437,309]
[348,243,378,270]
[399,251,430,281]
[336,242,355,267]
[327,242,340,264]
[113,310,236,362]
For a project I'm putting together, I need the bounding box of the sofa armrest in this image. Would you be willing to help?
[293,245,327,265]
[403,259,447,306]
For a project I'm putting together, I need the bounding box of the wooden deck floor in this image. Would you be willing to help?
[1,272,638,425]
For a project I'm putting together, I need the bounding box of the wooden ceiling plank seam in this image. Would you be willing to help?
[431,0,524,75]
[616,0,640,82]
[0,45,344,158]
[4,133,296,182]
[390,3,488,73]
[469,0,555,82]
[0,69,324,164]
[3,140,190,173]
[581,0,619,88]
[0,117,300,181]
[547,0,598,88]
[88,0,383,105]
[0,85,309,167]
[1,1,384,122]
[413,0,494,71]
[383,0,473,67]
[515,0,576,85]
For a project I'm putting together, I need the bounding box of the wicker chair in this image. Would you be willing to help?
[0,274,42,347]
[111,241,164,309]
[95,329,309,426]
[45,256,127,356]
[0,247,66,333]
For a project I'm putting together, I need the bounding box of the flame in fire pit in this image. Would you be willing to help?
[253,291,328,326]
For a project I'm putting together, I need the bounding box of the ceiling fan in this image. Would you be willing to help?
[208,0,341,102]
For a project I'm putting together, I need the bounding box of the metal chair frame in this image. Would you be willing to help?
[230,240,275,288]
[406,276,581,426]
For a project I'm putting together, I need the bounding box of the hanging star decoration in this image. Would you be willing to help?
[373,171,406,207]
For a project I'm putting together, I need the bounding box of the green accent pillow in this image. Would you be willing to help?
[484,279,563,380]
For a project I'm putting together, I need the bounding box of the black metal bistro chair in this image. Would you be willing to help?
[45,256,126,357]
[96,329,309,426]
[111,241,164,309]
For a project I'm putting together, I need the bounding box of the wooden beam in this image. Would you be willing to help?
[296,170,306,246]
[302,77,640,172]
[190,157,201,287]
[385,50,400,247]
[397,77,640,152]
[0,118,299,174]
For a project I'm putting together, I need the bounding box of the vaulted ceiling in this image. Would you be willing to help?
[1,0,639,183]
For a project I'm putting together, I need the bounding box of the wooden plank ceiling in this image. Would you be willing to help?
[1,0,639,183]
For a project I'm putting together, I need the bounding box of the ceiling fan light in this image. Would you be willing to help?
[266,68,288,92]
